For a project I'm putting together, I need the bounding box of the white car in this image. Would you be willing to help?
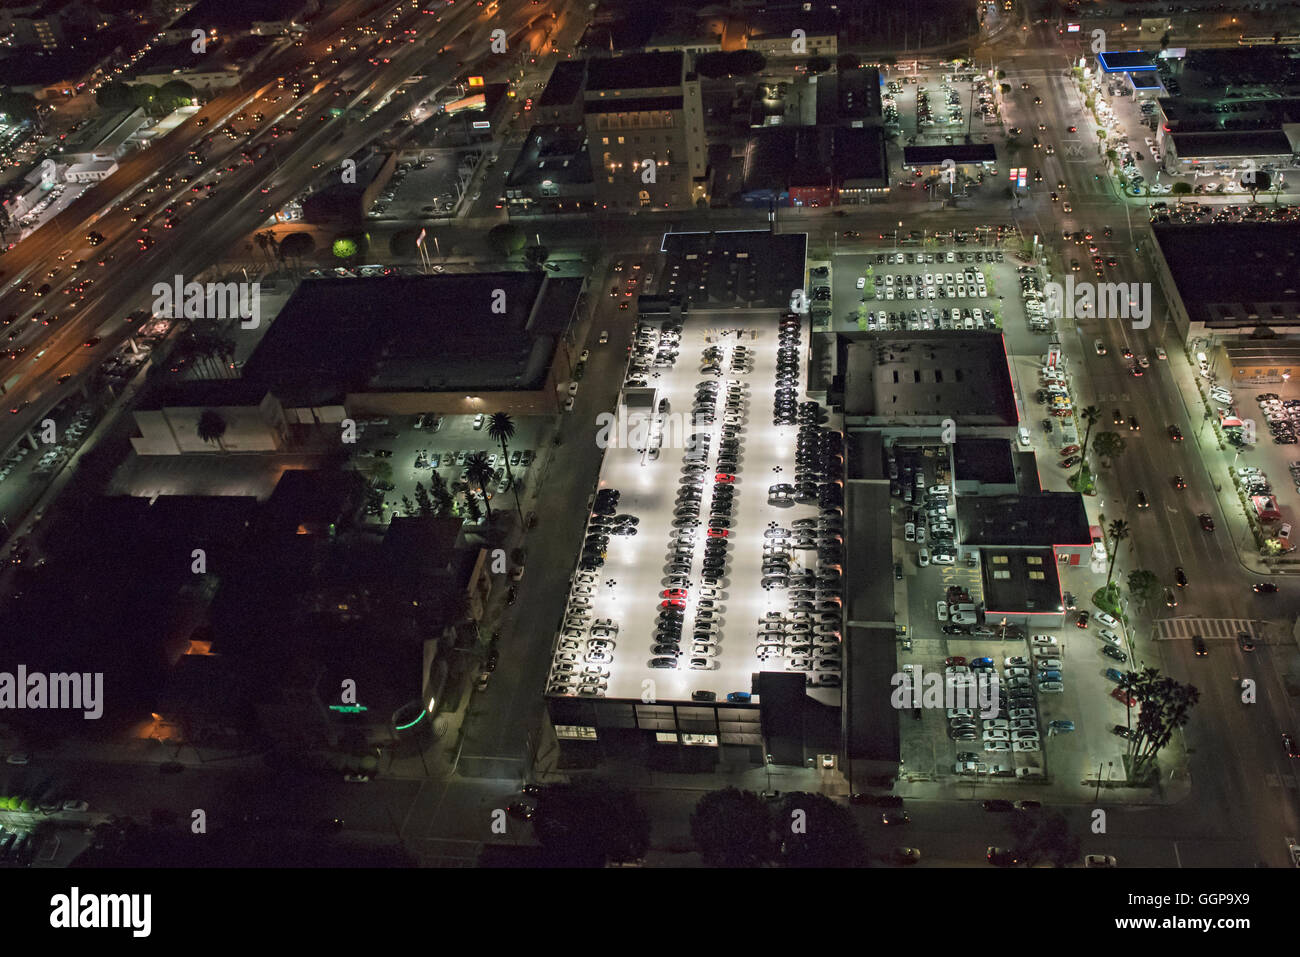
[983,729,1010,741]
[945,665,970,675]
[983,719,1009,730]
[1098,628,1122,646]
[947,708,974,719]
[918,547,930,567]
[1037,658,1062,669]
[931,551,955,565]
[984,741,1012,753]
[1006,668,1030,679]
[1011,719,1038,731]
[915,526,926,544]
[856,277,866,289]
[1093,611,1120,630]
[904,522,915,541]
[937,600,949,621]
[1013,740,1041,752]
[1010,708,1037,720]
[1012,730,1040,742]
[563,396,575,412]
[579,350,589,362]
[598,330,609,344]
[1031,634,1058,646]
[568,381,579,396]
[1005,656,1030,667]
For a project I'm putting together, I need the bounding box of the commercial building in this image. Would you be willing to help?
[1149,223,1300,345]
[526,52,707,210]
[582,51,708,209]
[58,107,146,164]
[734,125,888,207]
[301,148,397,224]
[503,124,595,213]
[124,34,276,92]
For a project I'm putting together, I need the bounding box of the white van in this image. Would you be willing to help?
[1017,427,1031,448]
[1016,767,1044,779]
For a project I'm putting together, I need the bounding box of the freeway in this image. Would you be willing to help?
[0,0,531,455]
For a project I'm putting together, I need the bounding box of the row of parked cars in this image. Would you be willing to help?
[774,314,802,426]
[943,659,1041,753]
[629,322,682,382]
[655,369,746,670]
[860,305,994,332]
[869,268,990,302]
[548,488,633,695]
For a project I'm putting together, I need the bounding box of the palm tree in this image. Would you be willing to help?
[487,411,523,521]
[464,451,494,523]
[1077,405,1100,458]
[1105,518,1130,588]
[196,409,227,450]
[1092,430,1126,468]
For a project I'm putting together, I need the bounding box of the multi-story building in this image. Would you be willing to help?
[582,51,707,210]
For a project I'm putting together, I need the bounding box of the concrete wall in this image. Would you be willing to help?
[131,394,289,455]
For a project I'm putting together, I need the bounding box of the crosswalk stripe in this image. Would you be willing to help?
[1155,617,1260,640]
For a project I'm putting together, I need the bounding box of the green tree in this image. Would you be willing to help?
[1122,667,1200,780]
[690,788,774,867]
[413,482,435,517]
[332,237,358,259]
[775,792,867,867]
[95,81,137,111]
[461,490,482,524]
[1105,518,1131,588]
[131,83,160,114]
[487,223,525,258]
[390,228,421,258]
[428,470,454,515]
[805,56,833,75]
[158,79,196,111]
[534,778,651,866]
[280,232,315,263]
[1092,430,1126,467]
[1077,405,1101,459]
[1171,181,1193,202]
[522,244,550,270]
[464,451,494,522]
[1247,170,1270,204]
[1126,568,1160,607]
[1010,811,1080,867]
[487,412,523,521]
[196,410,227,449]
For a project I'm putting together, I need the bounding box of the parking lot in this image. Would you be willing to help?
[546,305,845,703]
[351,411,549,520]
[822,240,1028,337]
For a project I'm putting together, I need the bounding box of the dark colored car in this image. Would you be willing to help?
[982,799,1015,812]
[1192,634,1208,656]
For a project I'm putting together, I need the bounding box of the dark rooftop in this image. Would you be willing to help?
[506,125,592,188]
[1169,129,1294,158]
[584,95,683,114]
[1098,50,1158,72]
[240,273,580,394]
[740,127,886,195]
[816,68,881,125]
[171,0,309,32]
[538,59,586,107]
[1152,223,1300,330]
[953,438,1016,486]
[584,51,682,92]
[838,333,1018,424]
[902,143,997,166]
[979,548,1064,617]
[956,493,1092,547]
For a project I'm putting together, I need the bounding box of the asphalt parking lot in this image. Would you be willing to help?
[352,411,548,518]
[825,245,1014,336]
[546,307,845,703]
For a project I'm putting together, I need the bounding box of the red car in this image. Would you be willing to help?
[707,528,729,538]
[1111,687,1138,707]
[1059,445,1079,456]
[944,656,966,666]
[715,474,736,484]
[660,589,688,599]
[660,599,685,609]
[1284,733,1299,758]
